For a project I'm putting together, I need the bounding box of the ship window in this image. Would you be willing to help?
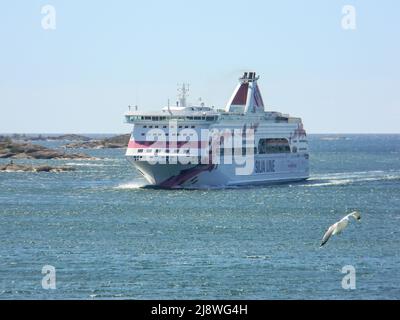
[155,125,159,128]
[144,116,151,120]
[292,146,297,153]
[143,125,147,128]
[165,133,169,136]
[141,133,145,136]
[149,126,153,128]
[258,138,290,154]
[138,149,143,153]
[185,126,188,128]
[146,149,152,153]
[163,125,167,128]
[191,126,195,128]
[179,125,182,128]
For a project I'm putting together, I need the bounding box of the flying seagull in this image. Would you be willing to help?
[320,211,361,247]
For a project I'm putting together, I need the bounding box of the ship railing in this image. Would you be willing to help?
[125,114,219,123]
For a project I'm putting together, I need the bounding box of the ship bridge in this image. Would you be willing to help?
[125,83,219,124]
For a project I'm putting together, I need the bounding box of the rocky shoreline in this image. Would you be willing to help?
[0,162,75,173]
[0,139,96,160]
[63,134,130,149]
[7,133,92,142]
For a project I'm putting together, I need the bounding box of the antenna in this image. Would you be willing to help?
[177,83,189,108]
[167,99,172,115]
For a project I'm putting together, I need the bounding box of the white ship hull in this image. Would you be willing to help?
[127,153,309,188]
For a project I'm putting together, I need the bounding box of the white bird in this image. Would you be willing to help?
[320,211,361,247]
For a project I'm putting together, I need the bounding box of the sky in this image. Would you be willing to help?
[0,0,399,133]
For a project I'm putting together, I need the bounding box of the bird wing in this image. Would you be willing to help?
[335,218,349,235]
[320,223,336,247]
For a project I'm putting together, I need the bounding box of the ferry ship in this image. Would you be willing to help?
[125,72,309,188]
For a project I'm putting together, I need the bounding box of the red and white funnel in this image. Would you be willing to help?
[225,72,265,114]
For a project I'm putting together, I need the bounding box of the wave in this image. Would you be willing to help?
[245,255,270,260]
[305,170,400,187]
[65,162,107,167]
[114,180,148,189]
[112,170,400,190]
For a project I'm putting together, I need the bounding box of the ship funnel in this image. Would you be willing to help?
[225,72,264,114]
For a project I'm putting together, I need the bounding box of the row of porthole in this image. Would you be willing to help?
[141,132,195,136]
[142,125,196,129]
[137,149,191,154]
[131,155,199,162]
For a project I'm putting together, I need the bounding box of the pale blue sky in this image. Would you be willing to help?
[0,0,399,133]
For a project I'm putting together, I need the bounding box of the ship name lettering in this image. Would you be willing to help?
[255,159,275,174]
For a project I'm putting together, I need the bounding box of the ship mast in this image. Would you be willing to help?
[177,83,189,107]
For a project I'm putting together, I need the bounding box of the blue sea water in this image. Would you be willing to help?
[0,134,399,300]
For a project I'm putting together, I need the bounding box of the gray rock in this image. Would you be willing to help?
[63,134,130,149]
[0,141,96,160]
[0,163,75,173]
